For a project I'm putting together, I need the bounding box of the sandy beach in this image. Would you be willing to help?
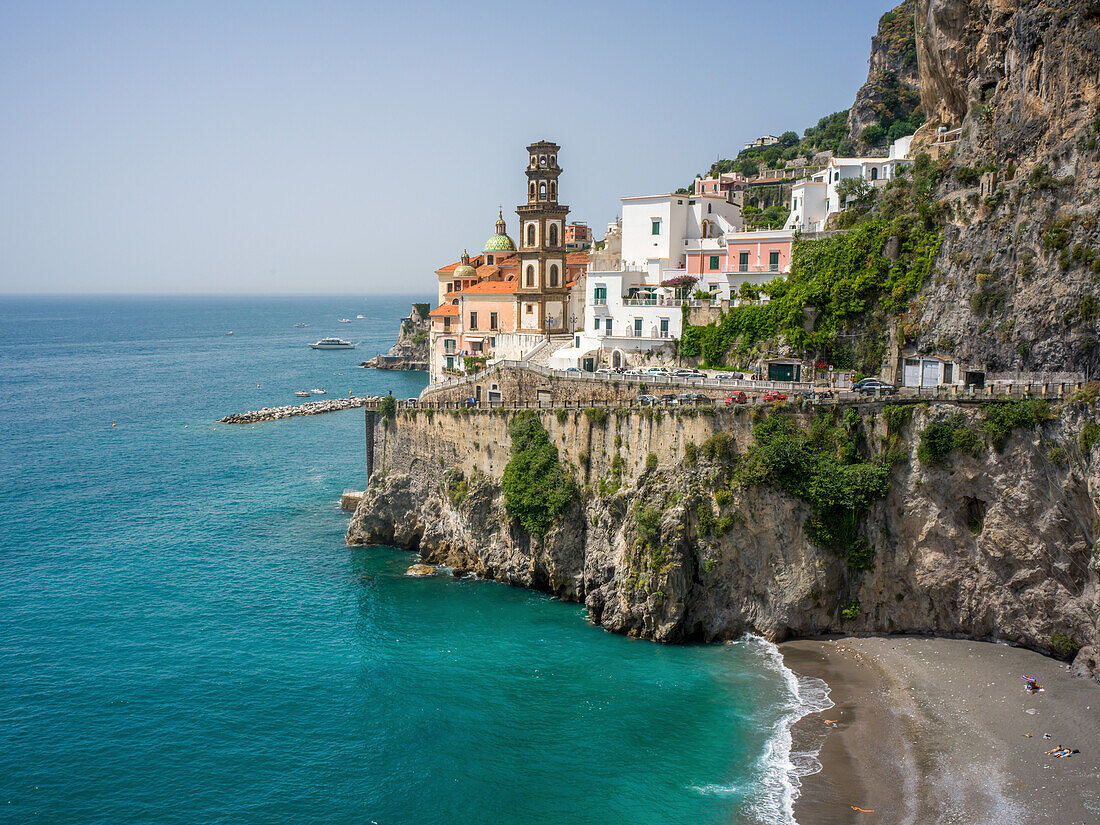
[782,637,1100,825]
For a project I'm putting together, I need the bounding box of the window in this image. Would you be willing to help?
[834,172,839,182]
[539,182,546,199]
[575,335,581,347]
[793,197,798,210]
[769,251,780,271]
[712,183,718,193]
[469,311,477,330]
[870,167,878,180]
[549,264,559,286]
[526,304,533,314]
[594,285,607,305]
[529,182,535,198]
[739,252,749,272]
[709,255,719,270]
[633,318,642,337]
[490,311,498,330]
[444,338,456,353]
[445,356,453,370]
[525,265,534,287]
[487,254,494,265]
[453,280,461,292]
[605,318,612,334]
[708,203,712,213]
[660,318,669,338]
[527,224,535,246]
[472,340,483,353]
[677,199,683,205]
[550,181,556,200]
[651,220,661,235]
[549,224,558,246]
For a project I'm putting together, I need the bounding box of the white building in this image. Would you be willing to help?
[786,135,914,232]
[548,192,744,370]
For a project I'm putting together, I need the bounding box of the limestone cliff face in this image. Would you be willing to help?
[362,304,429,371]
[897,1,1100,376]
[346,406,1100,658]
[847,0,922,147]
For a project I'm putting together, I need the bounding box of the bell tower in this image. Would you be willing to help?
[516,140,569,335]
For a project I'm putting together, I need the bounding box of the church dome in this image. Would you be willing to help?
[483,210,516,253]
[454,250,476,280]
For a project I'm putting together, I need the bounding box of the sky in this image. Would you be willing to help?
[0,0,895,295]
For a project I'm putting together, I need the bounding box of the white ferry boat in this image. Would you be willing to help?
[338,318,352,323]
[309,337,356,350]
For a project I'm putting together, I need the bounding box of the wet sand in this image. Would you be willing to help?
[782,636,1100,825]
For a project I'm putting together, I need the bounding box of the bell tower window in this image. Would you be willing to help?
[539,182,546,200]
[526,224,535,246]
[549,264,559,287]
[525,265,534,288]
[549,224,558,247]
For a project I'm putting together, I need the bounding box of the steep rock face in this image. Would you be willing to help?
[901,1,1100,375]
[847,0,922,146]
[362,304,429,370]
[347,405,1100,656]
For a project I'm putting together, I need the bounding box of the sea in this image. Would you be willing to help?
[0,295,830,825]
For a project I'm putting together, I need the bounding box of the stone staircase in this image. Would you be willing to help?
[521,334,574,368]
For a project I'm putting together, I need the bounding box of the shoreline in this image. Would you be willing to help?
[781,636,1100,825]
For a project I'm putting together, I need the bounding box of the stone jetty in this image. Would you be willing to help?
[220,396,377,424]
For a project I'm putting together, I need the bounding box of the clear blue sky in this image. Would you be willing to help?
[0,0,894,295]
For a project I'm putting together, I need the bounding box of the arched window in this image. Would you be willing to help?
[529,182,535,198]
[539,182,546,199]
[550,181,556,200]
[525,265,534,287]
[870,167,878,181]
[526,224,535,246]
[549,264,559,287]
[487,255,494,265]
[549,224,558,247]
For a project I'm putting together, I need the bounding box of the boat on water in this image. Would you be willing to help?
[356,314,365,319]
[225,331,234,336]
[310,388,327,395]
[309,337,356,349]
[295,391,311,398]
[338,318,352,323]
[294,322,309,328]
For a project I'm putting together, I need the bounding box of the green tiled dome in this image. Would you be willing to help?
[483,210,516,253]
[483,233,516,252]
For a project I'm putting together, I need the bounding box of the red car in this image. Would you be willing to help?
[725,391,747,404]
[762,391,787,403]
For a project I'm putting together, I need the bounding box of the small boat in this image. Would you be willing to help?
[295,391,311,398]
[294,322,309,328]
[310,388,327,395]
[309,337,357,349]
[225,331,234,335]
[338,318,352,323]
[356,314,365,319]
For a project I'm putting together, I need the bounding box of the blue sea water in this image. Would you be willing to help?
[0,295,828,825]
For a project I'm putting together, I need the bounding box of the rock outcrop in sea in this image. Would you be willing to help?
[361,303,429,371]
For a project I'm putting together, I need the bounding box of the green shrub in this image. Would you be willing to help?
[701,432,734,462]
[684,441,698,466]
[555,408,568,425]
[1069,382,1099,405]
[981,399,1051,452]
[737,412,890,570]
[501,412,579,535]
[1050,632,1080,661]
[645,453,658,473]
[583,407,608,426]
[839,599,862,621]
[1047,446,1067,465]
[378,395,397,420]
[918,414,981,464]
[1081,420,1100,454]
[695,503,716,537]
[714,488,732,506]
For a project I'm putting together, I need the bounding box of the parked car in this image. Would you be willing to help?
[674,368,703,378]
[563,366,581,373]
[637,394,659,405]
[852,378,898,396]
[762,391,788,403]
[678,393,711,405]
[801,389,835,401]
[595,368,613,376]
[725,391,747,404]
[645,366,672,376]
[660,393,678,406]
[462,397,477,408]
[624,367,645,376]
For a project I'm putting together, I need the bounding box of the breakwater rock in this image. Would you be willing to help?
[220,397,373,424]
[347,403,1100,656]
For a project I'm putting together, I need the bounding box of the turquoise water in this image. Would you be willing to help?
[0,296,821,825]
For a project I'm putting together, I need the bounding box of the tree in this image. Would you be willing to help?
[779,130,799,147]
[836,176,875,207]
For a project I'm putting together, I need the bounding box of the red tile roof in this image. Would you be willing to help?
[566,252,590,265]
[462,280,519,295]
[475,264,499,277]
[429,304,459,316]
[435,262,461,275]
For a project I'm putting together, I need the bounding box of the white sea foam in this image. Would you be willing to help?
[733,635,834,825]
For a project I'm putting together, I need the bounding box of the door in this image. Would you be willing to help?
[903,358,920,387]
[582,358,595,372]
[768,363,794,382]
[921,359,940,387]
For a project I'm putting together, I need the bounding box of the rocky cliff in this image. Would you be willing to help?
[362,303,429,370]
[347,403,1100,662]
[901,0,1100,376]
[847,0,923,148]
